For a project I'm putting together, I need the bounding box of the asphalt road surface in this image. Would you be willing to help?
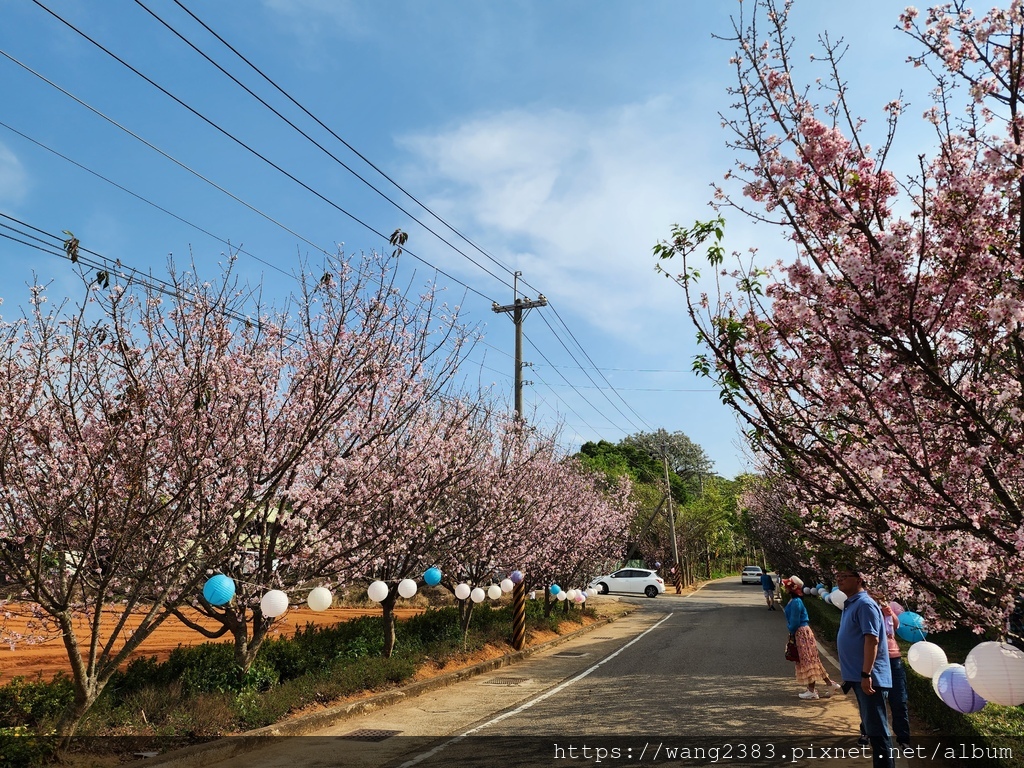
[184,579,945,768]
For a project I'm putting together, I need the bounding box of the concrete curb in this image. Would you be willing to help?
[123,611,627,767]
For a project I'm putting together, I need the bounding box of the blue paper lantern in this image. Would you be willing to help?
[203,574,235,606]
[896,611,927,642]
[550,584,561,595]
[423,567,442,586]
[510,570,524,584]
[937,664,986,713]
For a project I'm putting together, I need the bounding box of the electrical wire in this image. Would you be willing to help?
[10,4,662,439]
[131,0,517,294]
[20,3,498,303]
[167,0,522,285]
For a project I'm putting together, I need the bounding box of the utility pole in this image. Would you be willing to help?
[492,272,546,419]
[664,456,682,593]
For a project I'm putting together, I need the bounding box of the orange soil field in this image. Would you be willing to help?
[0,606,424,683]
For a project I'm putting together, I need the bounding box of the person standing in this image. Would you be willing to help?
[783,576,842,699]
[836,568,894,768]
[881,601,911,748]
[856,598,910,748]
[761,570,778,610]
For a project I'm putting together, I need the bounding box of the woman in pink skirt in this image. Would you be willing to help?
[783,576,842,700]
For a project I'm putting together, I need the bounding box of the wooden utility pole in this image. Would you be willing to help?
[492,272,546,419]
[664,456,682,593]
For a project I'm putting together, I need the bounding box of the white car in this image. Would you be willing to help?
[741,565,764,584]
[589,568,665,598]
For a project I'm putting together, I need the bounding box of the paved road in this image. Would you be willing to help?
[191,579,924,768]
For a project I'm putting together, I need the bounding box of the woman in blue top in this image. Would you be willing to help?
[784,576,842,700]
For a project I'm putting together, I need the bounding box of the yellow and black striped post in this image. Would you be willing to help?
[512,580,527,650]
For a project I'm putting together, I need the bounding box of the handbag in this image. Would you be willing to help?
[785,635,800,662]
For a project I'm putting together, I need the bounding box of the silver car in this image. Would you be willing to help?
[741,565,764,584]
[589,568,665,598]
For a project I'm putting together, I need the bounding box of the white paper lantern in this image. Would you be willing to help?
[487,584,502,600]
[964,641,1024,706]
[454,582,471,600]
[818,587,828,596]
[500,578,514,593]
[470,587,486,603]
[306,587,333,612]
[565,589,578,601]
[556,590,567,601]
[932,664,952,697]
[398,578,418,599]
[367,580,389,602]
[260,589,289,618]
[830,589,847,610]
[908,641,948,678]
[803,586,812,595]
[586,587,597,596]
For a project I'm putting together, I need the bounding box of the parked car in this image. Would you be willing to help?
[741,565,764,584]
[589,568,665,598]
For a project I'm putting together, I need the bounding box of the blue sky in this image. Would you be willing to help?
[0,1,930,479]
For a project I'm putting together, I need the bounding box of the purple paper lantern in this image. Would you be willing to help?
[937,664,987,713]
[510,570,524,584]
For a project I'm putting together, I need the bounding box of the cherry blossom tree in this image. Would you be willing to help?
[656,0,1024,636]
[359,395,494,657]
[167,257,473,672]
[0,261,301,734]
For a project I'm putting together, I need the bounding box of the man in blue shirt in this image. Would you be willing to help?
[836,568,894,768]
[760,571,777,610]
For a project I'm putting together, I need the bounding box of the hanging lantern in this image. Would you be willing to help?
[260,589,289,618]
[895,611,927,642]
[936,664,987,713]
[202,574,235,606]
[907,641,947,678]
[367,580,389,602]
[306,587,333,612]
[964,642,1024,706]
[454,583,471,600]
[470,587,486,603]
[487,584,502,600]
[398,578,418,599]
[510,570,524,584]
[500,578,514,593]
[423,567,442,586]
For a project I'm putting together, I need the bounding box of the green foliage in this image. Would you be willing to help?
[0,728,57,768]
[0,599,594,761]
[0,673,74,728]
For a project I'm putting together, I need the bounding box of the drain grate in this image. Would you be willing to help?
[552,651,589,658]
[590,636,615,640]
[338,729,402,742]
[482,676,530,686]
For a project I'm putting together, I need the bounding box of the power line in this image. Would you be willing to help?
[529,317,647,434]
[168,0,525,291]
[13,4,661,438]
[546,301,654,431]
[130,0,518,294]
[20,2,497,304]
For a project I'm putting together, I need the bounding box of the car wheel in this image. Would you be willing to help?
[598,582,609,595]
[645,585,658,598]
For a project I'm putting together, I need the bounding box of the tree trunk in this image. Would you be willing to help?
[458,598,474,650]
[381,589,399,658]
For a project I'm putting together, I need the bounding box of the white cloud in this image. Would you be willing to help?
[398,96,722,346]
[0,143,29,206]
[261,0,368,38]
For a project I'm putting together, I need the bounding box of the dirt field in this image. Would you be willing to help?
[0,605,425,683]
